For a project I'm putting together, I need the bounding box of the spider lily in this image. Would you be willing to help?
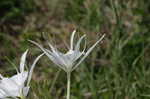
[0,50,44,99]
[29,30,105,73]
[29,30,105,99]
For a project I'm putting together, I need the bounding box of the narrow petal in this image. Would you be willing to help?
[27,53,44,86]
[70,30,76,50]
[48,43,57,53]
[29,40,55,61]
[29,40,49,53]
[75,34,86,51]
[0,74,4,79]
[20,50,28,73]
[22,86,30,97]
[29,40,67,71]
[47,43,67,66]
[72,34,105,71]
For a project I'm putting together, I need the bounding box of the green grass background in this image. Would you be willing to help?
[0,0,150,99]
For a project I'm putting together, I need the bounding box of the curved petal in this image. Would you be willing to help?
[29,40,67,71]
[29,40,52,55]
[48,43,57,53]
[29,40,61,65]
[72,34,105,71]
[20,50,28,73]
[75,34,86,51]
[27,53,44,86]
[70,30,76,50]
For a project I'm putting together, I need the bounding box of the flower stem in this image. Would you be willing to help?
[67,72,71,99]
[21,96,26,99]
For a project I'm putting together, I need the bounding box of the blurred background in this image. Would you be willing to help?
[0,0,150,99]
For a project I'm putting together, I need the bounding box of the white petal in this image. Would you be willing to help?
[0,89,7,98]
[29,40,52,55]
[45,49,64,66]
[0,72,30,98]
[65,50,82,65]
[0,74,4,79]
[20,50,28,73]
[0,78,17,91]
[29,40,68,69]
[10,72,28,87]
[45,49,68,71]
[48,43,57,53]
[70,30,76,50]
[23,86,30,97]
[27,53,44,85]
[0,78,20,97]
[72,34,105,71]
[54,51,69,66]
[29,40,61,65]
[29,40,62,65]
[75,34,86,51]
[47,44,68,67]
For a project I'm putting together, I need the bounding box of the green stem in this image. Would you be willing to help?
[21,96,26,99]
[67,72,71,99]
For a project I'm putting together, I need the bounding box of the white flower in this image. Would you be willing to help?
[0,50,44,99]
[29,30,105,73]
